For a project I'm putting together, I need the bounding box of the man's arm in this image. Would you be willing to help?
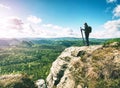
[80,27,85,31]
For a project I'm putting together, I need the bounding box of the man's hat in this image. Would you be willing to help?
[84,23,87,25]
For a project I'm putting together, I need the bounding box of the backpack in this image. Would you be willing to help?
[88,26,92,33]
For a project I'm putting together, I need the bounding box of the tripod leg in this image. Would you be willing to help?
[80,29,85,45]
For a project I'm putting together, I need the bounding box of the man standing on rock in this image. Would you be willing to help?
[80,23,92,46]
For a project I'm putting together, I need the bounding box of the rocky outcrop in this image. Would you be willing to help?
[0,74,36,88]
[36,79,46,88]
[46,43,120,88]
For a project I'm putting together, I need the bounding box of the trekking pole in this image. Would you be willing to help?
[80,27,85,45]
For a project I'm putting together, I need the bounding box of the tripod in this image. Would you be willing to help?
[80,27,85,45]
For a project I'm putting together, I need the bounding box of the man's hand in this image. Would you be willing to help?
[80,27,82,29]
[80,27,84,31]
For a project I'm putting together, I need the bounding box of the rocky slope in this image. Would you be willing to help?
[46,42,120,88]
[0,74,36,88]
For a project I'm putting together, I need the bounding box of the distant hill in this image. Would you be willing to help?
[0,37,110,49]
[24,37,108,45]
[0,38,20,46]
[0,38,33,47]
[0,37,107,47]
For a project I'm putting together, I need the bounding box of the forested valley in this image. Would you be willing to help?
[0,38,108,81]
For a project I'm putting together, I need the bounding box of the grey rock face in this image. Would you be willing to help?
[46,44,120,88]
[36,79,46,88]
[46,45,102,88]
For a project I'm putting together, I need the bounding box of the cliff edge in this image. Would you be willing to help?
[46,42,120,88]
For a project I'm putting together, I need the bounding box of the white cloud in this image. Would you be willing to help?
[0,16,120,38]
[106,0,117,3]
[7,16,24,30]
[1,15,120,38]
[53,25,62,30]
[91,19,120,38]
[0,16,28,38]
[104,19,120,31]
[42,23,79,37]
[113,5,120,17]
[27,15,42,24]
[43,24,62,30]
[22,19,120,38]
[43,24,53,27]
[0,16,76,38]
[0,16,23,30]
[0,4,11,10]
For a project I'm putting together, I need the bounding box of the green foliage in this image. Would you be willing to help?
[0,45,64,80]
[0,38,105,82]
[103,38,120,47]
[95,79,120,88]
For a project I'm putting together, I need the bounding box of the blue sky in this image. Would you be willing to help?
[0,0,120,38]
